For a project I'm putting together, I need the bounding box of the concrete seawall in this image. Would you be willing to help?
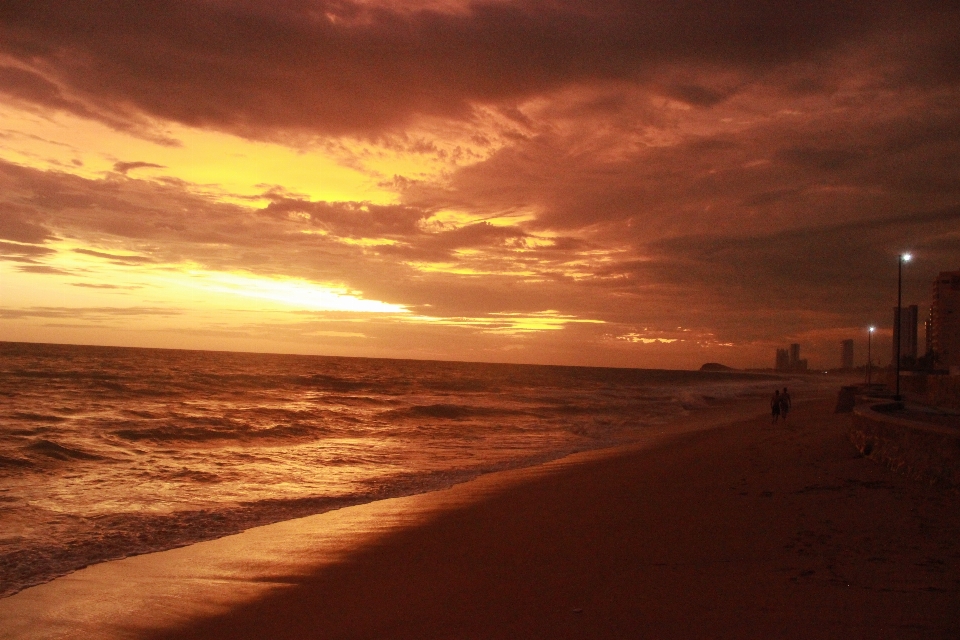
[850,402,960,490]
[887,373,960,411]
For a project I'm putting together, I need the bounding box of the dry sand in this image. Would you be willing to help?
[2,397,960,639]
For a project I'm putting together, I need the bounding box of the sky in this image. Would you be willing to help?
[0,0,958,369]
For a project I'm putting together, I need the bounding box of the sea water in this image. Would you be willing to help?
[0,341,804,597]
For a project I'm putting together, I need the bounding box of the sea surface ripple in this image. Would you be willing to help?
[0,341,799,597]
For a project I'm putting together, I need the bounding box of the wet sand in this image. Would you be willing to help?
[3,397,960,639]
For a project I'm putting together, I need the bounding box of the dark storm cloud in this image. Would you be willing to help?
[16,264,71,274]
[0,65,99,120]
[0,203,51,243]
[0,159,244,245]
[0,160,362,257]
[1,0,958,366]
[0,0,954,137]
[2,133,955,338]
[0,239,54,261]
[388,56,960,338]
[73,248,156,265]
[379,221,528,260]
[588,207,960,335]
[411,75,960,242]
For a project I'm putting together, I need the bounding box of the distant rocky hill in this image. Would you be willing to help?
[699,363,736,372]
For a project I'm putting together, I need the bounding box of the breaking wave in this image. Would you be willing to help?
[0,340,823,598]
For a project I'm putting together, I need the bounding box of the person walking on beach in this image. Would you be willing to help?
[780,387,791,421]
[771,389,781,423]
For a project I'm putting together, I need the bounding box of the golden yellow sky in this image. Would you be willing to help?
[0,100,619,362]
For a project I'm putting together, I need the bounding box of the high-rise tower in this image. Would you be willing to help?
[841,339,854,369]
[930,270,960,368]
[892,304,919,366]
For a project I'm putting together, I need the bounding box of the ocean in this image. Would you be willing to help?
[0,341,805,597]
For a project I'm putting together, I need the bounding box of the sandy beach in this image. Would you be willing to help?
[3,396,960,639]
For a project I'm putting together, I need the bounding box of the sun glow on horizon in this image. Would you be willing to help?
[0,240,410,315]
[176,271,410,314]
[616,333,679,344]
[410,310,604,333]
[2,238,612,334]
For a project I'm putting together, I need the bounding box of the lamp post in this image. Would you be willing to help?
[895,253,911,401]
[867,326,875,385]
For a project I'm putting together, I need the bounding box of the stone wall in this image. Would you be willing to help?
[850,402,960,489]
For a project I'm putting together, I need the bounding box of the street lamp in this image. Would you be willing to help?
[895,253,912,401]
[867,326,875,385]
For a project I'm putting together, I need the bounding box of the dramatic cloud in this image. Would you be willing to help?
[262,198,430,238]
[0,1,956,139]
[1,0,958,368]
[0,238,54,261]
[0,203,51,243]
[113,161,165,175]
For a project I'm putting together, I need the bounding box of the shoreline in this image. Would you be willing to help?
[0,392,785,600]
[0,397,776,638]
[6,392,956,638]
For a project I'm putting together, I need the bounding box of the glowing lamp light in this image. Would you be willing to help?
[895,253,912,400]
[869,326,875,332]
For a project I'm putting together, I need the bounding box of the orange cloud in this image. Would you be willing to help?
[2,1,960,368]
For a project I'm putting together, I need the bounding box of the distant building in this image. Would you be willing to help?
[930,270,960,368]
[775,344,807,372]
[892,304,919,366]
[790,343,807,371]
[841,339,854,369]
[775,348,789,371]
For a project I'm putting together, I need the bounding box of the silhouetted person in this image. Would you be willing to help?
[780,387,791,420]
[771,389,781,423]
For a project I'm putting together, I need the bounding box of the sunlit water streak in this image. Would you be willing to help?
[0,342,811,597]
